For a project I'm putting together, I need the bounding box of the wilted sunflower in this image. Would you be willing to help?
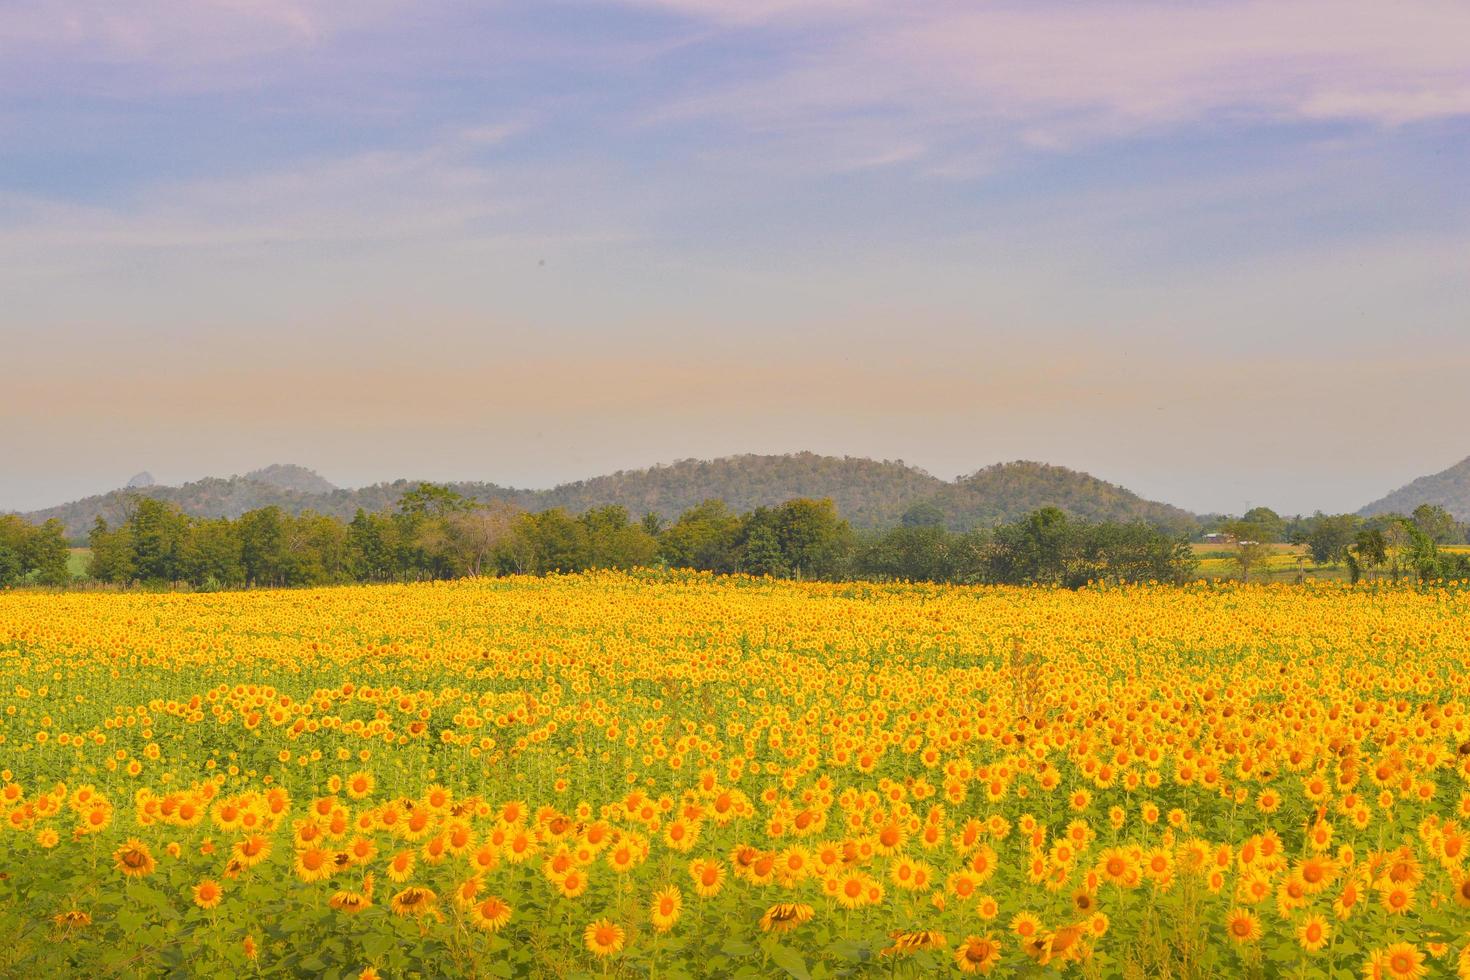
[954,934,1002,975]
[329,890,372,914]
[113,839,156,878]
[51,909,92,932]
[389,886,438,919]
[881,930,946,957]
[758,902,813,934]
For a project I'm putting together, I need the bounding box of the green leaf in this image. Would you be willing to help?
[361,932,395,960]
[766,943,811,980]
[116,907,146,933]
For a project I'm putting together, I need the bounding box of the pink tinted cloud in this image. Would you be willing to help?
[649,0,1470,139]
[0,0,410,64]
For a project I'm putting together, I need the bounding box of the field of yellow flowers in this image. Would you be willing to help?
[2,572,1469,978]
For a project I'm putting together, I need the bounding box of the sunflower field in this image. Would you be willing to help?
[2,572,1469,978]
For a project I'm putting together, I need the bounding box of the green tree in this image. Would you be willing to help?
[126,497,189,583]
[511,509,589,574]
[659,500,742,573]
[180,518,245,588]
[1411,504,1459,545]
[579,505,657,570]
[0,516,29,587]
[740,522,788,577]
[1305,514,1360,565]
[0,540,20,587]
[986,506,1074,585]
[238,507,289,586]
[900,501,945,528]
[347,509,397,582]
[773,498,852,580]
[24,518,72,586]
[1351,529,1387,583]
[1240,507,1285,543]
[87,517,136,584]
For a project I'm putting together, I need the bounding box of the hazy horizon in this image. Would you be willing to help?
[7,446,1468,520]
[4,1,1468,516]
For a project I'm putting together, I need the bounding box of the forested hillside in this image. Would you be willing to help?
[926,461,1200,536]
[20,453,1200,539]
[1359,455,1470,521]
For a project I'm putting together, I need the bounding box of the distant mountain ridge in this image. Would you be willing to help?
[21,453,1201,539]
[1359,456,1470,521]
[245,464,337,495]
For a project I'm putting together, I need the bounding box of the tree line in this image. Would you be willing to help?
[17,485,1201,590]
[1206,504,1470,583]
[0,515,71,587]
[6,486,1467,591]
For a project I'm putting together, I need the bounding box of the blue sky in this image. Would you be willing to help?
[2,0,1468,515]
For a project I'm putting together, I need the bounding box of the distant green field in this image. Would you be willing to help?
[67,547,90,577]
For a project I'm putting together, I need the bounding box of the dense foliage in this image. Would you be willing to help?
[0,515,70,588]
[1,576,1469,977]
[67,488,1200,590]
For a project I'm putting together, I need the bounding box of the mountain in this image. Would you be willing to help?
[21,454,1201,539]
[126,472,155,488]
[1359,456,1470,521]
[244,464,337,495]
[534,454,944,528]
[925,461,1200,536]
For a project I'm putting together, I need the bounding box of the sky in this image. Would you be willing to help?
[2,0,1468,516]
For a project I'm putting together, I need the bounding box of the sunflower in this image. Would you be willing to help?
[1225,908,1261,944]
[1374,943,1427,980]
[329,890,371,914]
[471,894,513,933]
[294,846,333,883]
[453,875,481,910]
[584,919,626,958]
[890,857,934,892]
[758,902,812,934]
[689,858,726,898]
[1098,847,1135,887]
[650,886,683,933]
[1377,881,1415,915]
[834,871,875,910]
[556,868,590,899]
[954,934,1002,975]
[389,886,438,919]
[386,850,415,883]
[1009,911,1043,941]
[345,771,375,801]
[1295,914,1329,953]
[191,879,223,910]
[113,839,156,878]
[231,834,271,869]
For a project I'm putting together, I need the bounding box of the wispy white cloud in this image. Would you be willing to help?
[641,0,1470,161]
[0,0,407,63]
